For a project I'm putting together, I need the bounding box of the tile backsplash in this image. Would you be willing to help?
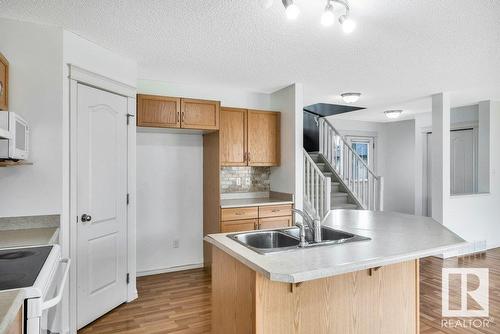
[221,167,271,193]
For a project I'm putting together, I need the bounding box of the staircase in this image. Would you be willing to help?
[308,152,359,210]
[303,117,384,219]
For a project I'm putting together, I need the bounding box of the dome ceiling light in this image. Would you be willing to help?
[384,110,403,119]
[271,0,356,33]
[341,92,361,103]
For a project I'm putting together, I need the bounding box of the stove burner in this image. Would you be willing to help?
[0,250,37,260]
[0,273,27,284]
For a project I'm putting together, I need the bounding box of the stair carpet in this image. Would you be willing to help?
[306,153,360,210]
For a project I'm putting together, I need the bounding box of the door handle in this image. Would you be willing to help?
[81,214,92,222]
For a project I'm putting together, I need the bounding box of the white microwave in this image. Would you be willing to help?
[0,111,30,160]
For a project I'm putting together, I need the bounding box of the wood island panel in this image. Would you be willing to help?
[212,245,418,334]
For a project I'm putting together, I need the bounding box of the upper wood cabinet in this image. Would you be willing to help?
[220,108,280,167]
[247,110,280,166]
[181,98,220,130]
[0,52,9,111]
[220,107,247,166]
[137,94,220,130]
[137,94,180,128]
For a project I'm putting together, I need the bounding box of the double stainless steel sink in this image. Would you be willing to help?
[227,226,370,254]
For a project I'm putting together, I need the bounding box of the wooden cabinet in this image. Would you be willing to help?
[137,94,220,130]
[221,219,257,233]
[220,108,247,166]
[258,204,292,218]
[258,216,291,230]
[220,205,291,233]
[181,98,219,130]
[137,94,180,128]
[247,110,280,166]
[220,108,280,167]
[0,52,9,110]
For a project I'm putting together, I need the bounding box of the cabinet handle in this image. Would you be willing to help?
[272,209,279,213]
[176,112,180,123]
[235,211,243,215]
[247,152,251,162]
[182,111,185,123]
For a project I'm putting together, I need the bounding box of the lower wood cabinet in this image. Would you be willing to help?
[258,216,291,230]
[221,219,257,233]
[220,205,292,233]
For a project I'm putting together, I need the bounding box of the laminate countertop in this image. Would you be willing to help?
[0,227,59,249]
[220,197,293,208]
[0,290,24,334]
[205,210,466,283]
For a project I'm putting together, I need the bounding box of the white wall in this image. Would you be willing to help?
[270,83,303,210]
[325,117,416,214]
[0,18,63,217]
[139,79,270,110]
[382,120,416,214]
[136,131,203,274]
[136,80,273,273]
[446,101,500,251]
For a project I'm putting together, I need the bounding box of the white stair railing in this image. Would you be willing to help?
[303,149,331,219]
[319,118,384,211]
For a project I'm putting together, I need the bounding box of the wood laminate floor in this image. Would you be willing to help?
[79,248,500,334]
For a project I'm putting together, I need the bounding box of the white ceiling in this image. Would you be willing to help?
[1,0,499,121]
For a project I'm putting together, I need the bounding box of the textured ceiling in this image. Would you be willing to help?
[1,0,499,121]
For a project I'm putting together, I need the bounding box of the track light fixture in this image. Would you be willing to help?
[273,0,356,33]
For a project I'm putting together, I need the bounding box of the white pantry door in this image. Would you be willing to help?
[450,129,476,194]
[76,84,128,329]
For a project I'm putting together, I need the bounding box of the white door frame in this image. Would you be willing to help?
[68,65,137,333]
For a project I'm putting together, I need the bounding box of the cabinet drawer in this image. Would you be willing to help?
[221,207,258,221]
[258,216,292,230]
[221,219,257,233]
[258,204,292,218]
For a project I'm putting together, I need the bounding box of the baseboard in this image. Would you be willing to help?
[137,263,204,277]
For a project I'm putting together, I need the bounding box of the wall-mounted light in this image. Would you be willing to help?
[282,0,300,20]
[341,92,361,103]
[384,110,403,119]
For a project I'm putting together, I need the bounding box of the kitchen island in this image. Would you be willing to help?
[204,209,466,334]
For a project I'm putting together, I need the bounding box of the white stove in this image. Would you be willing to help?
[0,244,70,334]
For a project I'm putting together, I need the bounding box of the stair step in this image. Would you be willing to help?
[331,192,348,198]
[331,203,358,210]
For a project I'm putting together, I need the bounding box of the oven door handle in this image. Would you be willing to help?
[41,258,71,310]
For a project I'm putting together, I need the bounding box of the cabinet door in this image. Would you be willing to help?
[181,98,220,130]
[258,216,291,230]
[220,108,247,166]
[221,206,258,221]
[137,94,180,128]
[221,219,257,233]
[247,110,280,166]
[0,53,9,110]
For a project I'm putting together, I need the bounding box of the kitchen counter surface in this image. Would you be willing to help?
[205,209,466,283]
[220,197,293,208]
[0,290,24,334]
[0,227,59,249]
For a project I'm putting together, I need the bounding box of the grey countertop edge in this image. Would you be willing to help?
[205,236,467,283]
[220,199,294,209]
[0,290,25,334]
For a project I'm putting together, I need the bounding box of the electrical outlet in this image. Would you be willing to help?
[173,239,180,248]
[245,177,250,186]
[236,177,242,186]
